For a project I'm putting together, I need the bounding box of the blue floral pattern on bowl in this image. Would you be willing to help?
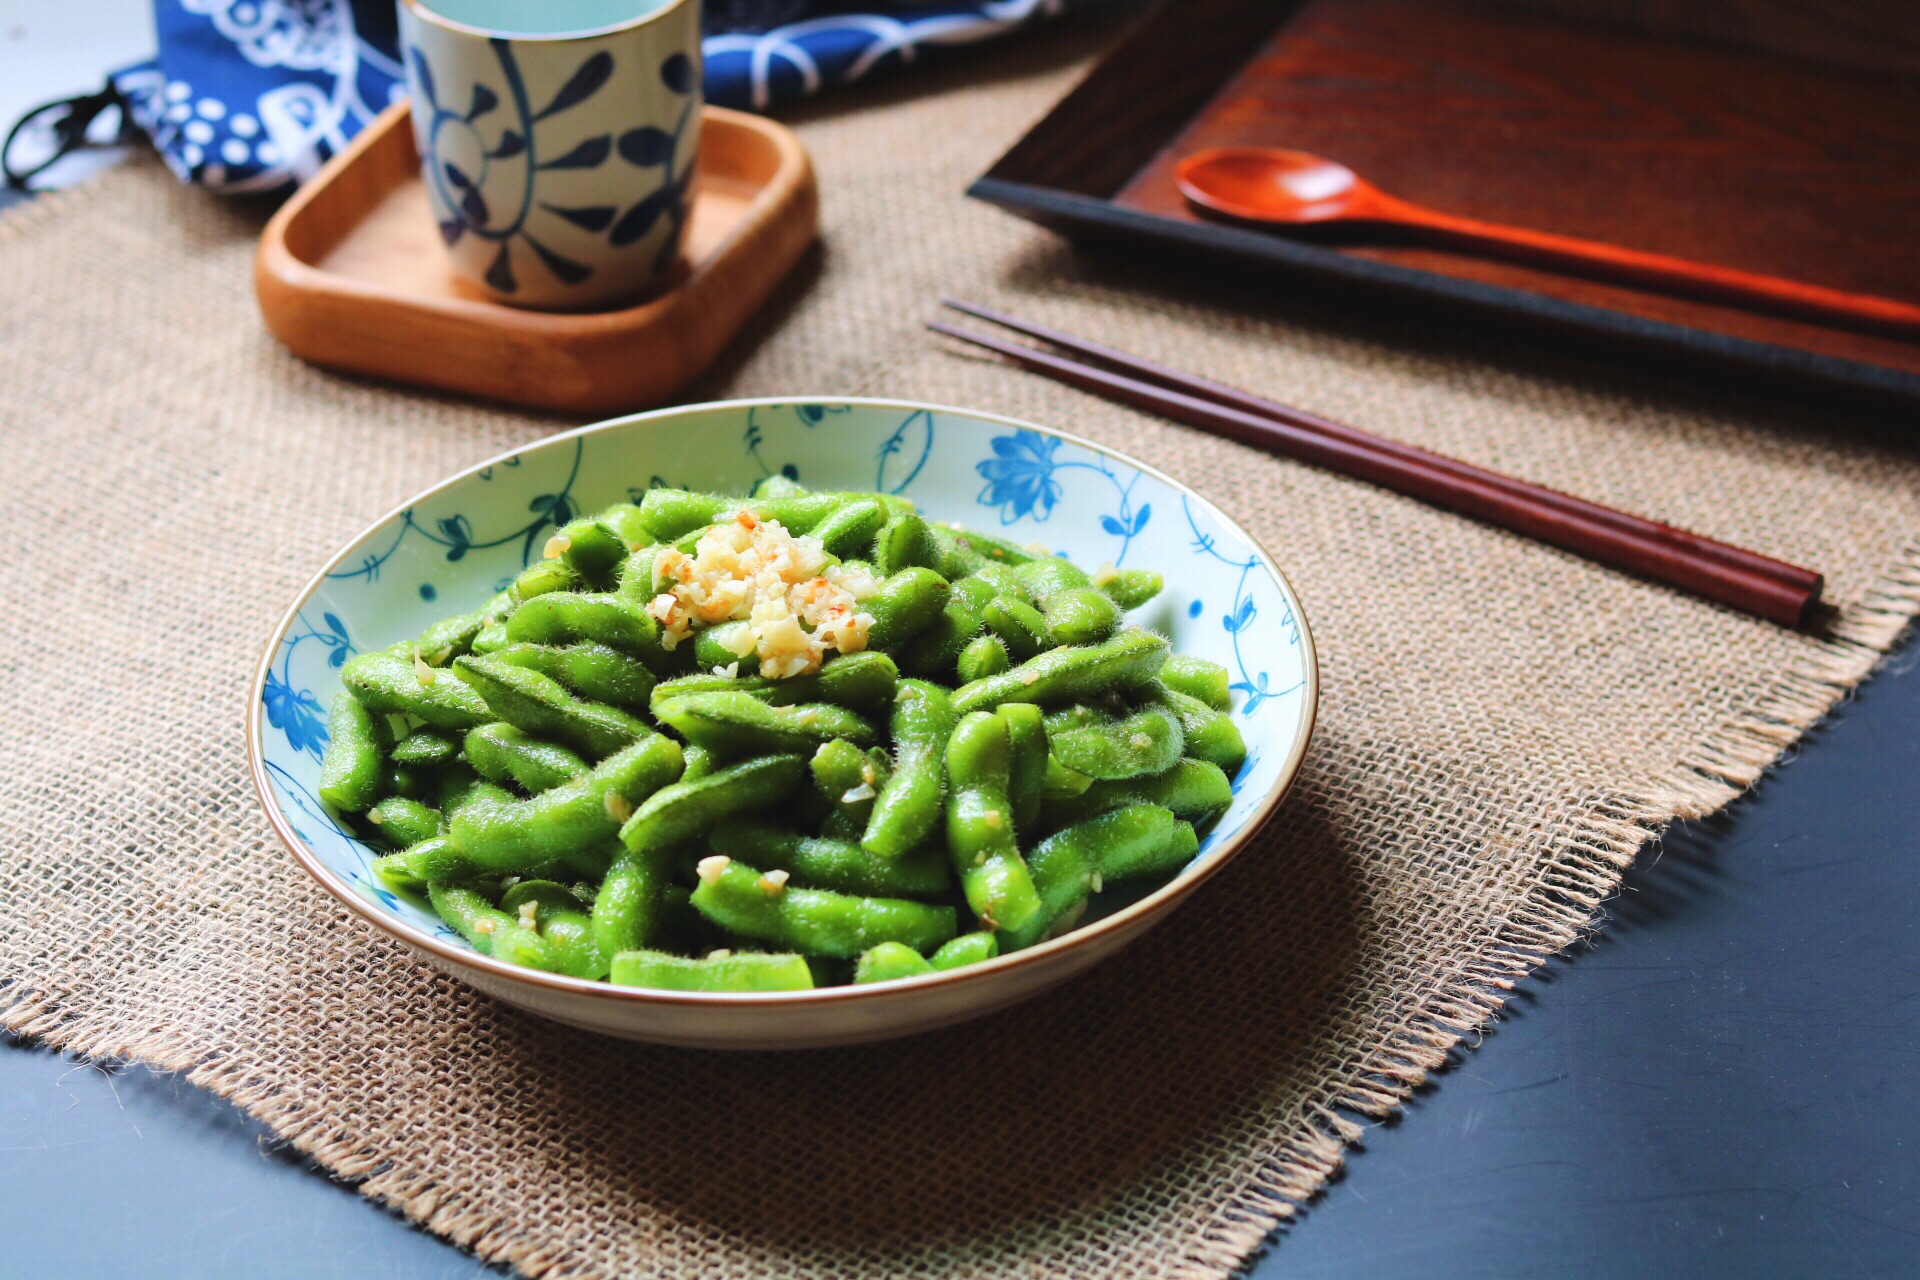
[252,400,1314,964]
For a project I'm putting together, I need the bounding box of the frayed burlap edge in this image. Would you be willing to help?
[3,171,1919,1279]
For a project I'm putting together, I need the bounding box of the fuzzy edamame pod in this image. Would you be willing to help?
[1158,654,1233,711]
[650,650,898,717]
[542,517,628,588]
[651,690,879,757]
[451,653,649,760]
[1050,704,1185,780]
[707,818,948,898]
[951,628,1169,714]
[957,634,1010,683]
[860,567,950,651]
[751,473,808,499]
[943,711,1041,934]
[508,556,576,605]
[413,611,485,667]
[1095,566,1164,610]
[365,795,442,849]
[853,941,934,983]
[429,884,555,970]
[690,858,958,958]
[504,591,660,656]
[692,621,753,672]
[1090,804,1199,883]
[449,733,684,871]
[499,880,608,979]
[389,728,457,768]
[862,679,954,858]
[318,691,389,813]
[491,641,657,710]
[899,574,997,681]
[636,488,729,541]
[342,643,493,731]
[609,949,814,992]
[471,622,511,655]
[872,511,938,575]
[1000,701,1049,833]
[932,523,1038,575]
[1041,757,1235,830]
[983,596,1053,661]
[1015,557,1120,645]
[930,931,1000,970]
[593,501,654,550]
[1152,686,1247,772]
[809,737,890,830]
[619,753,806,855]
[1042,755,1094,801]
[810,498,887,560]
[681,742,718,781]
[375,834,539,890]
[463,722,589,794]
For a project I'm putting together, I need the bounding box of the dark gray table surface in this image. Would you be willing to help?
[6,632,1915,1279]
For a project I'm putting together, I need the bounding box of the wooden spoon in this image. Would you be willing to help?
[1175,147,1920,340]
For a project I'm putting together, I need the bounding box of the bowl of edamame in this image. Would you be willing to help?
[248,398,1317,1048]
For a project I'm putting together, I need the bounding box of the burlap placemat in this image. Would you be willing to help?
[4,14,1919,1278]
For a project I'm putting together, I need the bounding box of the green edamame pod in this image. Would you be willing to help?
[863,679,954,858]
[1044,703,1109,735]
[384,763,430,801]
[451,653,649,760]
[619,753,806,855]
[690,859,957,958]
[591,848,666,958]
[952,628,1168,714]
[707,818,948,898]
[499,880,608,979]
[900,574,997,681]
[544,517,627,587]
[810,498,886,559]
[594,501,654,550]
[930,930,999,970]
[747,492,860,534]
[365,795,441,849]
[1089,804,1199,883]
[751,473,808,500]
[650,649,898,717]
[957,634,1010,683]
[1040,758,1234,830]
[449,733,684,871]
[1159,654,1233,711]
[935,523,1038,573]
[1001,701,1048,833]
[1041,755,1093,801]
[342,643,493,731]
[853,941,934,983]
[389,728,456,767]
[471,621,511,655]
[861,567,950,651]
[1016,557,1119,645]
[463,722,589,793]
[872,511,938,575]
[429,883,555,970]
[413,610,485,666]
[615,545,662,603]
[636,488,729,541]
[1152,686,1246,772]
[372,846,426,893]
[983,596,1052,661]
[504,592,660,656]
[681,742,718,781]
[692,620,754,672]
[1096,567,1164,610]
[433,761,483,815]
[1050,704,1184,780]
[386,832,538,887]
[318,691,389,812]
[995,818,1096,952]
[651,691,879,757]
[508,556,576,605]
[943,711,1041,934]
[491,640,657,710]
[809,737,890,829]
[609,949,813,992]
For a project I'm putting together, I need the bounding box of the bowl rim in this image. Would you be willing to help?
[246,396,1319,1009]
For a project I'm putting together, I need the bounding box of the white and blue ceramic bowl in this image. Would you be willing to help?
[247,399,1317,1048]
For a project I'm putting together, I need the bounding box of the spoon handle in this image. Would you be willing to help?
[1379,199,1920,340]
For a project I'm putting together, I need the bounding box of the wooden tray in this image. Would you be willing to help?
[256,102,817,415]
[970,0,1920,405]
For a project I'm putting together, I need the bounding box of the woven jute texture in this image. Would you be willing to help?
[4,15,1920,1279]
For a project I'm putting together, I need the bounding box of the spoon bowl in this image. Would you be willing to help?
[1176,147,1373,224]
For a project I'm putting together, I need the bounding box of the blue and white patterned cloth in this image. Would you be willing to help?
[110,0,1098,195]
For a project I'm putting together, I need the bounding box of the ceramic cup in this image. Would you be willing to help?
[397,0,703,311]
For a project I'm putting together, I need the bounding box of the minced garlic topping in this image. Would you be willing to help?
[646,511,879,679]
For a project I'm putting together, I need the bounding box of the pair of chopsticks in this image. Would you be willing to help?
[928,300,1823,628]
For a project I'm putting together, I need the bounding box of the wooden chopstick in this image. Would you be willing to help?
[928,310,1824,628]
[942,298,1821,602]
